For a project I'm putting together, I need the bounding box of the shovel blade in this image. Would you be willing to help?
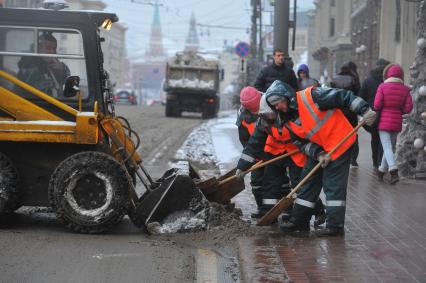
[257,197,295,226]
[201,168,245,205]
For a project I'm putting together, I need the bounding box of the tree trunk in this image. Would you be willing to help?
[396,0,426,178]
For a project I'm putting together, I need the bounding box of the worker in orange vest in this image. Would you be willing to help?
[264,80,376,236]
[236,93,325,224]
[236,86,265,217]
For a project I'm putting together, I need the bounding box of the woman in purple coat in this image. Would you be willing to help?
[374,64,413,183]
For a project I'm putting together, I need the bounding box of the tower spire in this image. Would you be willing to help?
[146,1,165,58]
[185,11,199,52]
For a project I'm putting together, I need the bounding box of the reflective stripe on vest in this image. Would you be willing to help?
[296,87,356,160]
[264,126,306,167]
[241,120,256,136]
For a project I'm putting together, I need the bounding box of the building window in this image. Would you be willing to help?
[395,0,401,42]
[330,0,336,7]
[329,18,335,37]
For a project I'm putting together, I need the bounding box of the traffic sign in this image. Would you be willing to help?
[235,41,250,58]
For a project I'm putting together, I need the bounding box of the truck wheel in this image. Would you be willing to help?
[165,101,181,117]
[202,105,214,119]
[165,102,174,117]
[0,152,20,213]
[48,151,130,233]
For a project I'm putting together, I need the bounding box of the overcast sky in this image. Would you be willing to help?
[103,0,314,57]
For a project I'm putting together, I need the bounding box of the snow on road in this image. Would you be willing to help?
[174,111,257,221]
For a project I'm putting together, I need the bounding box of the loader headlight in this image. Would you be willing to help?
[101,19,113,30]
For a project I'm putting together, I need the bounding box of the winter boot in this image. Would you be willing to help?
[377,170,385,181]
[255,204,276,222]
[389,169,399,184]
[279,204,312,233]
[280,206,293,222]
[251,194,263,218]
[315,227,345,237]
[313,202,326,227]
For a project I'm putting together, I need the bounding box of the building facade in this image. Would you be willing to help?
[379,0,419,84]
[309,0,353,82]
[350,0,381,80]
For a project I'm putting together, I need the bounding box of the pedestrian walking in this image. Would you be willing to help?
[374,64,413,184]
[359,58,390,170]
[236,86,264,216]
[296,64,319,90]
[264,80,375,236]
[330,62,361,167]
[254,48,299,92]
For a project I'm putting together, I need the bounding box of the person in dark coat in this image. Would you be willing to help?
[330,62,361,167]
[359,58,390,170]
[254,48,299,92]
[17,32,70,98]
[296,64,319,90]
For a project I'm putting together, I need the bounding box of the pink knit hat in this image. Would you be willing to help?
[240,86,261,113]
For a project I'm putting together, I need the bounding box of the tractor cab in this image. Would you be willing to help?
[0,8,117,120]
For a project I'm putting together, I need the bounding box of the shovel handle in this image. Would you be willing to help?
[218,149,300,186]
[257,121,365,226]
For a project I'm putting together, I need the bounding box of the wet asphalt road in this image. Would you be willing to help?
[0,105,237,283]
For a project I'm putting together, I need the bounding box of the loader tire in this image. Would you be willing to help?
[48,151,131,234]
[0,152,20,213]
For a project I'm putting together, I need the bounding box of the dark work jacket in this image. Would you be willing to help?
[236,107,258,147]
[254,63,299,92]
[237,117,278,171]
[237,87,370,171]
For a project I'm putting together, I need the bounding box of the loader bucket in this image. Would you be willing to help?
[130,169,204,227]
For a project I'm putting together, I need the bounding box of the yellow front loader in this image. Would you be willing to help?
[0,8,199,233]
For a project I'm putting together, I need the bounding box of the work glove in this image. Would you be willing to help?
[317,152,331,168]
[235,169,247,180]
[361,108,377,126]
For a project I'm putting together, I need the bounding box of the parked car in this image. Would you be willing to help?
[114,90,137,105]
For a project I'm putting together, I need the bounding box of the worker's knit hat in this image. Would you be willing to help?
[240,86,262,113]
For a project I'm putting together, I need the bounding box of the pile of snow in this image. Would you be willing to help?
[170,51,218,68]
[168,79,214,89]
[174,123,217,164]
[146,192,247,235]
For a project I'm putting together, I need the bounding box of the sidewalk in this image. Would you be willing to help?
[238,130,426,282]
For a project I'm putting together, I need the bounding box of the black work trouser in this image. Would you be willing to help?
[292,146,352,228]
[262,153,297,204]
[250,167,264,207]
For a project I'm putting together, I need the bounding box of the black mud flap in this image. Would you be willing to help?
[131,170,203,228]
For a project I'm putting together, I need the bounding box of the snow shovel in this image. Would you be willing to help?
[198,149,300,204]
[257,121,365,226]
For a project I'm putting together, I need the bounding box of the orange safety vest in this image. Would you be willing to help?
[241,120,256,136]
[296,87,355,160]
[264,125,306,167]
